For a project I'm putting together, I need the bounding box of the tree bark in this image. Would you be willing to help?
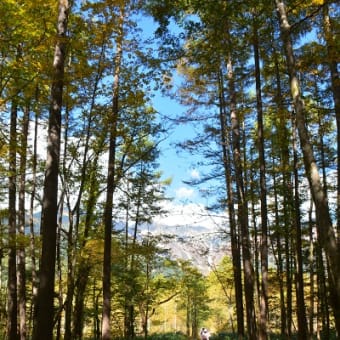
[218,69,245,338]
[322,4,340,241]
[28,103,39,335]
[252,15,268,339]
[73,157,100,340]
[101,5,125,340]
[292,111,309,339]
[275,0,340,334]
[7,99,18,340]
[227,52,257,339]
[18,104,30,340]
[33,1,70,339]
[272,163,287,338]
[272,38,289,337]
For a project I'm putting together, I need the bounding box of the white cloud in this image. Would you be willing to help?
[175,186,194,199]
[152,201,227,233]
[189,169,200,179]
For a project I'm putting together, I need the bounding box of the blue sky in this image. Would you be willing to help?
[152,91,205,204]
[136,15,209,205]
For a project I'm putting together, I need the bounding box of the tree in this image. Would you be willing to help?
[178,261,210,339]
[252,9,269,339]
[17,103,30,340]
[101,2,125,338]
[275,0,340,334]
[322,4,340,238]
[33,1,71,338]
[7,95,18,340]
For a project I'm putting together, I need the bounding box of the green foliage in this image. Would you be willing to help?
[0,0,338,338]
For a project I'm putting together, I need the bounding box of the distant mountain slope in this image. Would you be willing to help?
[141,203,230,274]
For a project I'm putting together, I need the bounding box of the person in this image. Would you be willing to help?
[200,327,210,340]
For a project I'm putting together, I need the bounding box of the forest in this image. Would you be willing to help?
[0,0,339,339]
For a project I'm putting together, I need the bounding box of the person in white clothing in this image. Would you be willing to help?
[200,327,210,340]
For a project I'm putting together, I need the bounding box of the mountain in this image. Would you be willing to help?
[141,203,230,274]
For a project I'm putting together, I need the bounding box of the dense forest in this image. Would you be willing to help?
[0,0,339,339]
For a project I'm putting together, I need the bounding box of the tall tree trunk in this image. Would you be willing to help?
[227,53,256,339]
[322,4,340,241]
[252,16,268,339]
[308,198,315,337]
[101,5,125,340]
[18,104,30,340]
[271,161,287,338]
[272,37,289,337]
[33,1,70,339]
[186,296,191,338]
[292,111,309,339]
[8,99,18,340]
[72,33,107,340]
[73,157,100,340]
[56,194,65,340]
[63,103,76,340]
[218,69,245,338]
[316,245,330,338]
[28,103,39,335]
[275,1,340,334]
[284,203,293,337]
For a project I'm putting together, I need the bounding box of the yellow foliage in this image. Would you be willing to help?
[312,0,324,4]
[81,239,104,264]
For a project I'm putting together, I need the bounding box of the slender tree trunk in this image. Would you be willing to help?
[322,4,340,241]
[252,16,268,339]
[284,214,293,337]
[272,163,287,338]
[101,6,125,340]
[8,99,18,340]
[28,104,39,335]
[72,34,107,340]
[18,104,30,340]
[186,296,191,338]
[249,166,260,317]
[63,103,77,340]
[227,53,256,339]
[317,247,330,338]
[275,1,340,334]
[308,198,315,337]
[271,37,289,338]
[33,1,70,339]
[73,157,100,340]
[292,112,309,339]
[218,69,244,338]
[56,195,64,340]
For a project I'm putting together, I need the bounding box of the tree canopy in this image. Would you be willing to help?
[0,0,339,339]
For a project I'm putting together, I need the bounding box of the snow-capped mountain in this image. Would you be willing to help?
[144,202,230,274]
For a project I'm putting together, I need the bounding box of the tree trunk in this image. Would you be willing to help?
[218,70,245,337]
[272,166,287,338]
[252,16,268,339]
[63,102,76,340]
[292,112,309,339]
[308,198,315,337]
[271,38,289,337]
[275,1,340,334]
[101,5,125,340]
[73,157,100,339]
[72,34,107,339]
[8,99,18,340]
[33,1,70,339]
[28,104,39,335]
[55,195,63,340]
[322,4,340,241]
[18,104,30,340]
[227,53,257,339]
[316,246,330,338]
